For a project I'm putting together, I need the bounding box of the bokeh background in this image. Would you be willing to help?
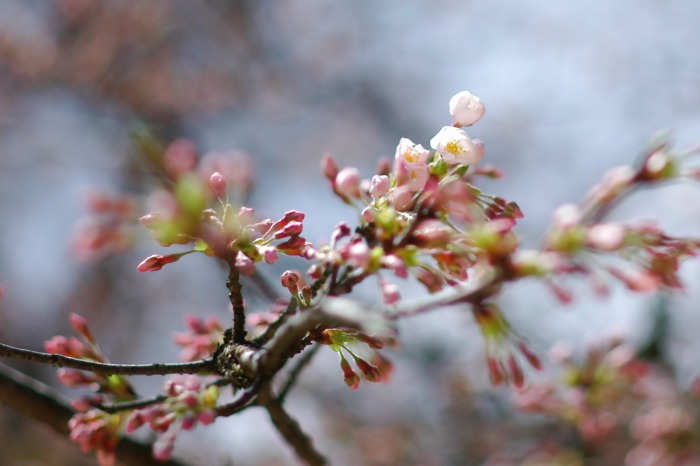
[2,1,700,465]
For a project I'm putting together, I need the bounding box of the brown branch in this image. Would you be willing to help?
[258,384,327,466]
[0,362,189,466]
[0,342,216,376]
[253,298,298,346]
[227,266,248,343]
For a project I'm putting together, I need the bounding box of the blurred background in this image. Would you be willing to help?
[2,1,700,465]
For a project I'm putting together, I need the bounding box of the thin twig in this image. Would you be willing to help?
[258,385,327,466]
[253,298,298,346]
[98,394,168,413]
[0,342,216,376]
[278,344,320,403]
[250,269,281,302]
[214,380,260,417]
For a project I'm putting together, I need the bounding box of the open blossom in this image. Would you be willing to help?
[449,90,486,126]
[430,126,482,165]
[395,138,430,166]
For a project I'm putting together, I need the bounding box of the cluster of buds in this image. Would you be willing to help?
[172,314,224,362]
[318,329,393,390]
[71,190,138,261]
[46,314,137,465]
[126,375,218,461]
[541,201,699,302]
[69,409,125,466]
[313,91,524,303]
[133,137,309,275]
[515,339,650,441]
[511,338,700,465]
[473,303,542,388]
[45,313,136,403]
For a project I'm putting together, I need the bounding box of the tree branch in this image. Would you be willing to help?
[0,342,216,376]
[0,362,189,466]
[227,266,248,343]
[258,384,327,466]
[278,343,320,403]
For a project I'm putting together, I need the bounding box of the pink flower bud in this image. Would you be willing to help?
[198,410,216,425]
[380,279,400,305]
[354,357,382,382]
[234,251,255,276]
[321,153,339,180]
[390,186,414,211]
[276,236,307,256]
[331,222,351,245]
[369,175,390,198]
[587,223,625,251]
[347,241,371,269]
[273,221,303,239]
[335,167,361,198]
[126,412,145,433]
[260,246,279,264]
[382,255,408,279]
[70,313,96,344]
[137,254,182,272]
[361,206,376,222]
[164,139,198,178]
[340,356,360,390]
[280,270,299,289]
[139,213,164,230]
[449,90,486,126]
[209,172,227,198]
[551,203,582,228]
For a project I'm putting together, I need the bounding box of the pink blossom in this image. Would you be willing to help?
[405,164,429,191]
[395,138,430,166]
[448,90,486,126]
[430,126,481,165]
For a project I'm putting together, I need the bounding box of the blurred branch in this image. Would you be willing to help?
[278,343,321,403]
[258,384,327,466]
[0,342,216,376]
[0,363,189,466]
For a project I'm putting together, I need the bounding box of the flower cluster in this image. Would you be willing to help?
[318,329,394,390]
[126,375,218,461]
[45,314,137,466]
[511,338,700,465]
[172,314,224,362]
[71,190,138,261]
[134,138,309,275]
[473,303,542,388]
[312,91,522,305]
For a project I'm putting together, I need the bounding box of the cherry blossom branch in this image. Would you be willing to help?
[387,266,501,319]
[0,363,189,466]
[0,342,216,375]
[257,384,327,466]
